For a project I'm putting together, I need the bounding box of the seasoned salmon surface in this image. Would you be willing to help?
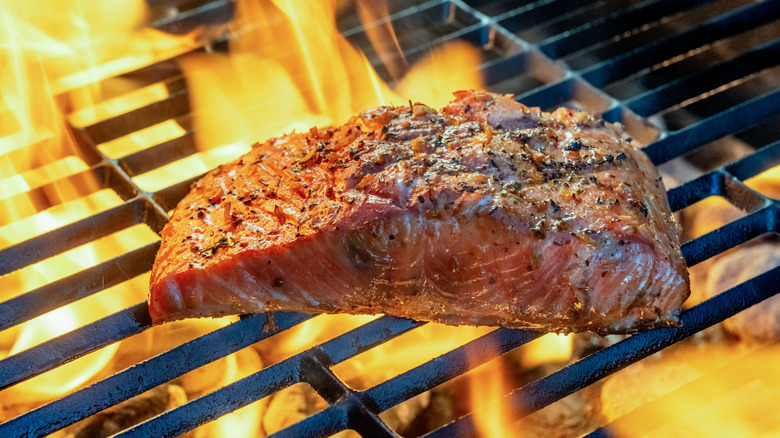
[149,90,689,334]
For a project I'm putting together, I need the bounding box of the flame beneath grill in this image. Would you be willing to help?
[602,342,780,437]
[0,0,191,410]
[0,0,497,435]
[146,0,486,193]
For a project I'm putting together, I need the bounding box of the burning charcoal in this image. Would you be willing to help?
[56,385,188,438]
[403,385,457,437]
[262,383,331,436]
[379,391,431,435]
[679,196,746,307]
[513,392,601,438]
[705,244,780,344]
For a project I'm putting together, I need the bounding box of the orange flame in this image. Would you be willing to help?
[467,334,573,437]
[603,342,780,437]
[745,165,780,199]
[356,0,409,81]
[195,348,265,438]
[177,0,484,153]
[1,0,486,434]
[468,357,515,438]
[333,324,492,389]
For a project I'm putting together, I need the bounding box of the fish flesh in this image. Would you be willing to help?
[149,90,689,334]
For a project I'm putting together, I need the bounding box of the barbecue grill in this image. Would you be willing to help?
[1,0,779,436]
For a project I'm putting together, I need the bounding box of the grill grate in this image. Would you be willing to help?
[1,0,779,436]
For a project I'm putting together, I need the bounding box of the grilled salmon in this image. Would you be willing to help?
[149,90,689,334]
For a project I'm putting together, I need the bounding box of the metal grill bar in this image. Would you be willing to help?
[0,312,311,437]
[116,315,423,437]
[666,172,725,211]
[82,82,189,145]
[120,130,197,176]
[728,139,780,180]
[0,199,150,276]
[580,0,780,87]
[644,89,780,165]
[627,38,780,117]
[681,207,779,267]
[427,266,780,437]
[268,328,541,438]
[0,303,151,392]
[586,341,780,437]
[490,0,589,31]
[537,0,713,59]
[0,243,159,332]
[150,0,236,35]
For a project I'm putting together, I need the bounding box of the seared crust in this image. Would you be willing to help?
[149,90,689,333]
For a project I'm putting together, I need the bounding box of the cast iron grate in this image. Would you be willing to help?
[1,0,779,436]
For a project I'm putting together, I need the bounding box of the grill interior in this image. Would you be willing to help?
[1,0,780,436]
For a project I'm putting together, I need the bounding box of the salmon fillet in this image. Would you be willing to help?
[149,90,689,334]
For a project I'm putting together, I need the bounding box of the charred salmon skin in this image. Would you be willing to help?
[149,90,689,334]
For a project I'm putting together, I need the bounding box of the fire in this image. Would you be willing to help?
[4,279,138,404]
[1,0,489,434]
[520,333,573,369]
[195,347,265,438]
[468,355,514,438]
[395,40,486,109]
[0,0,193,408]
[5,0,778,435]
[262,314,378,364]
[467,333,574,437]
[177,0,483,153]
[602,342,780,437]
[179,0,394,157]
[745,165,780,198]
[333,324,493,389]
